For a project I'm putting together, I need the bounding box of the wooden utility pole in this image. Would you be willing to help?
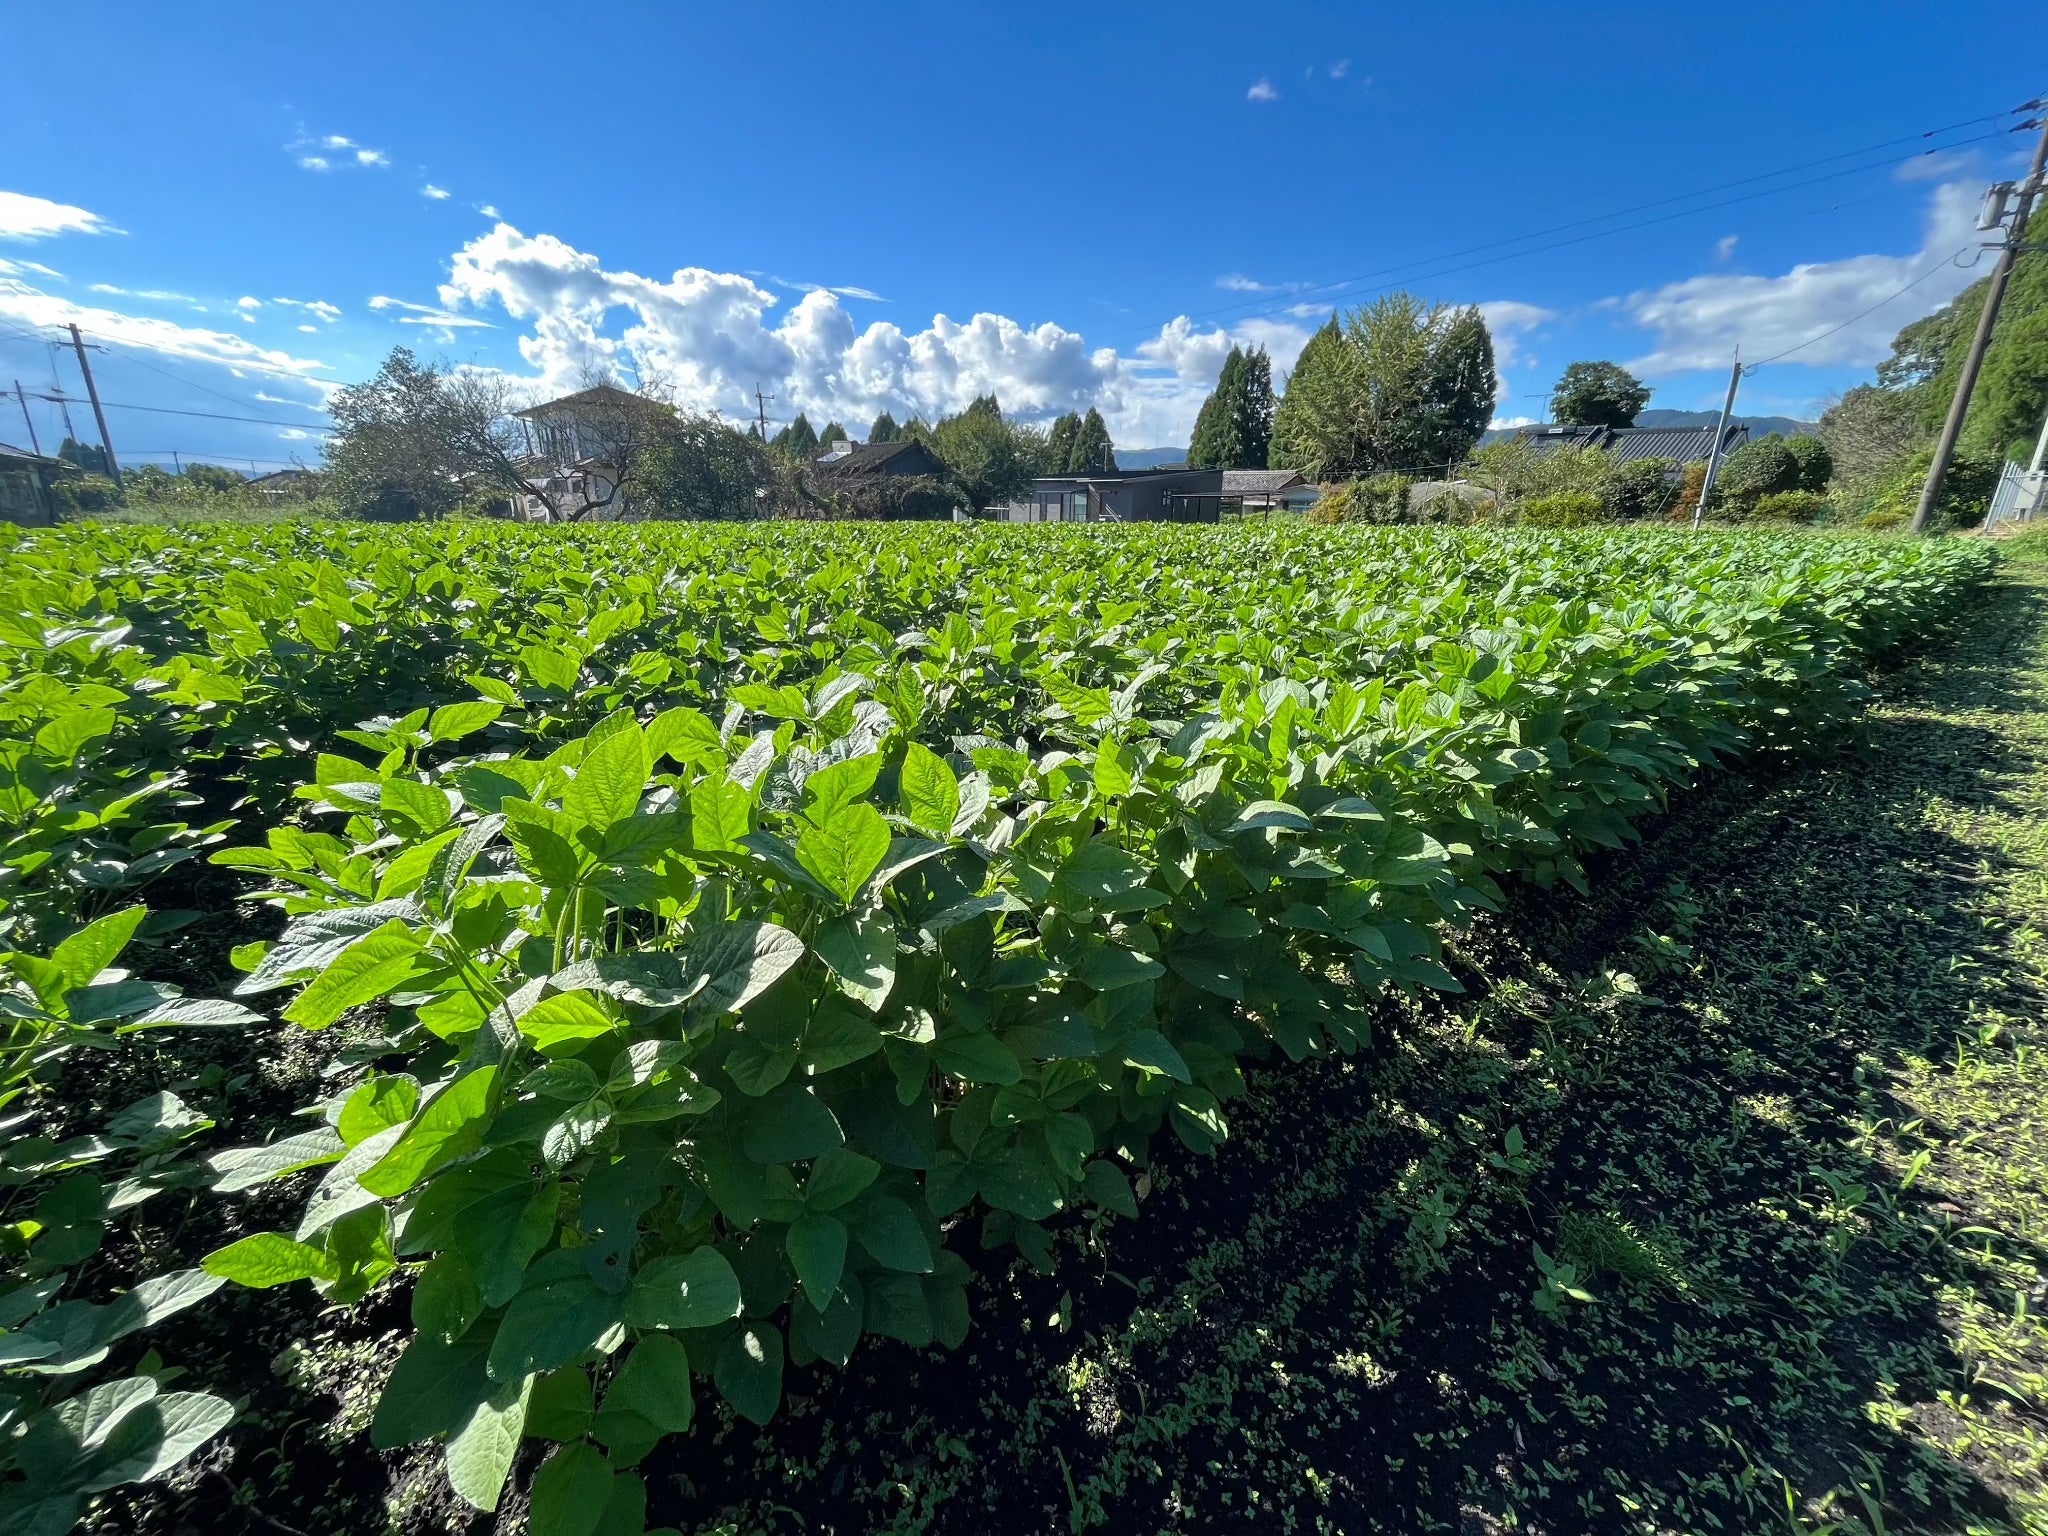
[13,381,40,456]
[1912,108,2048,533]
[66,324,122,490]
[1692,349,1744,530]
[754,384,774,442]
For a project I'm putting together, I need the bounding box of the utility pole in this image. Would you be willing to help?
[171,450,181,474]
[13,381,40,456]
[754,384,774,442]
[66,324,122,491]
[1692,349,1744,530]
[1912,105,2048,533]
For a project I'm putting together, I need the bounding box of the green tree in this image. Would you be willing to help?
[639,414,776,520]
[818,421,848,449]
[1188,346,1276,469]
[324,347,468,521]
[771,413,819,460]
[868,411,899,443]
[1273,295,1498,479]
[1875,209,2048,462]
[1046,412,1079,472]
[1820,384,1926,506]
[1549,361,1652,427]
[931,401,1038,510]
[1070,407,1117,473]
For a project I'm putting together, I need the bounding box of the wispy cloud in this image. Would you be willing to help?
[1329,59,1351,78]
[273,297,341,322]
[1247,78,1279,103]
[1715,234,1739,261]
[476,202,502,219]
[832,285,887,302]
[0,191,121,242]
[235,296,262,311]
[1215,273,1271,292]
[291,132,390,173]
[89,282,199,304]
[370,293,495,330]
[0,279,332,382]
[422,184,451,200]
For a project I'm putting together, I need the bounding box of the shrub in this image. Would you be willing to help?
[1784,435,1832,492]
[1749,490,1832,524]
[1520,492,1607,527]
[1308,475,1413,525]
[52,474,123,516]
[1862,447,2001,530]
[1668,462,1708,522]
[1715,435,1802,513]
[1609,459,1676,521]
[1862,510,1907,531]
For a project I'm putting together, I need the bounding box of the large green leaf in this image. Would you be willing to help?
[624,1245,743,1331]
[795,803,891,905]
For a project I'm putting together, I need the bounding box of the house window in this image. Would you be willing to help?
[1068,490,1089,522]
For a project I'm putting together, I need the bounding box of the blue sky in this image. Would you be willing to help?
[1,1,2041,470]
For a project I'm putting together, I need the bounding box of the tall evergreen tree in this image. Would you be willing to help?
[1046,412,1080,473]
[965,393,1003,421]
[1071,407,1117,473]
[770,412,819,459]
[1189,346,1276,469]
[868,411,899,443]
[818,420,848,449]
[1234,346,1274,469]
[1188,348,1247,469]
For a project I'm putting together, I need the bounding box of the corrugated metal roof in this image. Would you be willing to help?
[1510,422,1749,465]
[1220,469,1306,494]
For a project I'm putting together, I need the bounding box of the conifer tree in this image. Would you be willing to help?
[868,411,899,443]
[1046,412,1080,472]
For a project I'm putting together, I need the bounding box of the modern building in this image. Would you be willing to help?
[510,383,675,521]
[1002,466,1317,524]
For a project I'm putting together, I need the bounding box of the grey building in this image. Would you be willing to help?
[1006,466,1315,524]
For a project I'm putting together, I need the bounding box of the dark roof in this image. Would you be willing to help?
[811,440,944,476]
[1509,422,1749,464]
[0,442,65,468]
[513,383,672,420]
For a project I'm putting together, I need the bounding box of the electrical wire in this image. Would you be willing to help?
[1136,128,2012,343]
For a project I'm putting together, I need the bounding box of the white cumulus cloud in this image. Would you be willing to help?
[422,184,451,200]
[1247,79,1279,103]
[433,222,1311,447]
[1476,300,1557,370]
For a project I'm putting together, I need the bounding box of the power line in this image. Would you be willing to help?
[1149,127,2013,342]
[18,388,330,431]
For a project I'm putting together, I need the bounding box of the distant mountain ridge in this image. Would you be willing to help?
[1112,447,1188,470]
[1633,408,1818,438]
